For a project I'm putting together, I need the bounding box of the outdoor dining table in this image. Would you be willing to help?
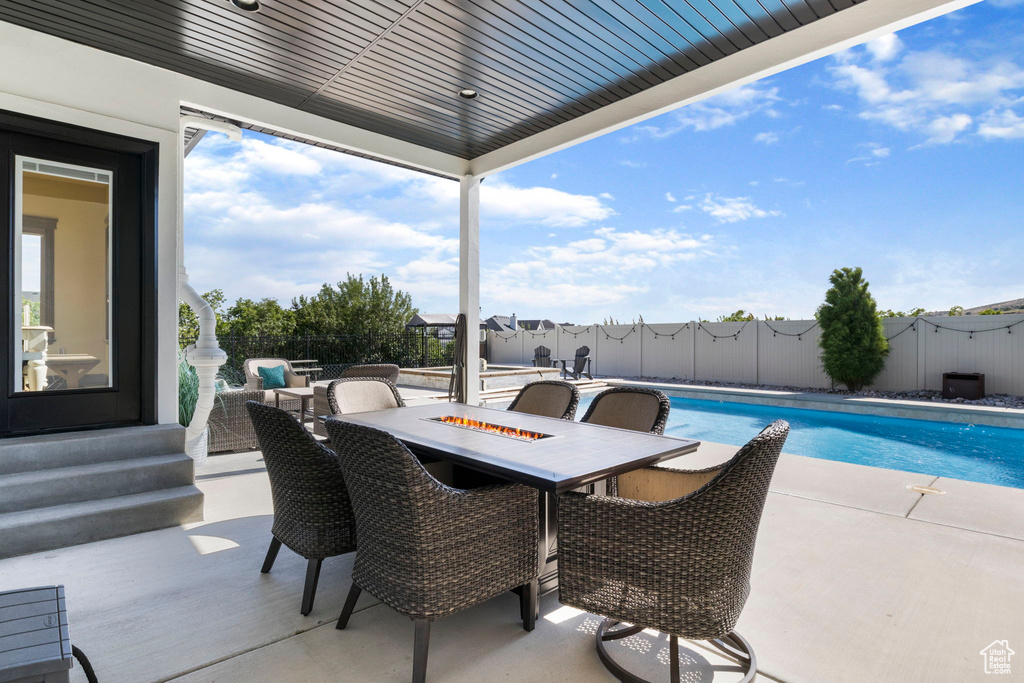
[324,402,700,618]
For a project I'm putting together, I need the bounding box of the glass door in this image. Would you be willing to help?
[13,157,114,393]
[0,113,157,435]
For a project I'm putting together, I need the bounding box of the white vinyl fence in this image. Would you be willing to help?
[486,315,1024,395]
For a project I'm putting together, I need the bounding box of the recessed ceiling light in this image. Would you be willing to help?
[230,0,261,11]
[458,89,479,100]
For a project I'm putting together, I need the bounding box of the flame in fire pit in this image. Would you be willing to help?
[431,415,550,441]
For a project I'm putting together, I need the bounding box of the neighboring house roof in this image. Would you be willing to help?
[481,315,514,332]
[517,319,556,331]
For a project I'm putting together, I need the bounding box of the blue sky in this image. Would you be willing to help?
[185,0,1024,324]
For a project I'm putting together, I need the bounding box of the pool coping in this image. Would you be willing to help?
[604,379,1024,429]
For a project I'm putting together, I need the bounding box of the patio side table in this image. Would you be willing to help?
[274,387,315,429]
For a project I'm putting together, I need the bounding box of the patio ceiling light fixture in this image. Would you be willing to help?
[229,0,261,11]
[458,89,479,100]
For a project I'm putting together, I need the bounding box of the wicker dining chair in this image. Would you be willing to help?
[507,379,580,420]
[558,420,790,683]
[340,363,400,384]
[312,377,405,437]
[324,418,540,683]
[246,401,357,616]
[581,386,670,434]
[581,386,671,495]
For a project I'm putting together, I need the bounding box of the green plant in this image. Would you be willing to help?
[947,305,964,317]
[879,307,925,318]
[717,309,755,322]
[979,308,1002,315]
[816,267,889,391]
[178,349,199,427]
[292,274,417,337]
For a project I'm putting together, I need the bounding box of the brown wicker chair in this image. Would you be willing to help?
[340,363,400,384]
[246,401,357,616]
[581,386,670,434]
[325,418,540,683]
[312,377,405,437]
[581,387,671,494]
[243,358,307,412]
[207,389,263,452]
[507,380,580,420]
[557,420,790,683]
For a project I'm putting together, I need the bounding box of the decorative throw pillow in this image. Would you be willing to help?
[258,364,286,390]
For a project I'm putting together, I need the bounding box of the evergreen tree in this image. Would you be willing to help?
[816,267,889,391]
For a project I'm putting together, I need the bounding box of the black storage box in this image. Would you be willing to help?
[942,372,985,400]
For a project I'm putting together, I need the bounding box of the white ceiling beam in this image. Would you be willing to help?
[469,0,979,178]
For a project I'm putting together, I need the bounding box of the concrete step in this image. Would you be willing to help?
[0,486,204,559]
[0,453,195,514]
[0,424,185,475]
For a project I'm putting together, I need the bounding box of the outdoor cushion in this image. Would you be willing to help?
[258,364,286,390]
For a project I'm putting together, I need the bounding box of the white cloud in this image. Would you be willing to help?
[671,204,692,213]
[829,41,1024,145]
[627,83,783,138]
[665,192,676,202]
[846,142,891,165]
[184,133,615,311]
[978,109,1024,138]
[407,176,615,228]
[618,159,647,168]
[754,132,779,145]
[866,33,903,62]
[697,194,783,223]
[481,228,720,312]
[923,113,973,145]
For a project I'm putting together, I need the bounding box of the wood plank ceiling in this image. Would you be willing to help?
[0,0,864,159]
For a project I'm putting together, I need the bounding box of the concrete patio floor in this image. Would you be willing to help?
[1,444,1022,683]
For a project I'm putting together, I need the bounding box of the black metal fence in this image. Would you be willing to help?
[179,331,457,385]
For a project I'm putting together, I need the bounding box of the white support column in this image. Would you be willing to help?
[459,174,481,405]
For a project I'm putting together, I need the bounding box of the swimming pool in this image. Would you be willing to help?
[577,395,1024,489]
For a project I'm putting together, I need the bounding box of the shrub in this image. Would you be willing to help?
[816,267,889,391]
[178,349,199,427]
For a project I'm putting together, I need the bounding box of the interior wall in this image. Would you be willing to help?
[22,181,111,382]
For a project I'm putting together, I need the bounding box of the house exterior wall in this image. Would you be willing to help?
[487,315,1024,395]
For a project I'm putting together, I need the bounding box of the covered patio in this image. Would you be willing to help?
[0,0,1007,682]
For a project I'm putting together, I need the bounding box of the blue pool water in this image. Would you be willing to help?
[577,395,1024,488]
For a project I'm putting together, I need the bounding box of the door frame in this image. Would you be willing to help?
[1,109,158,435]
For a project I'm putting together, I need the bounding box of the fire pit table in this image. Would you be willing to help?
[324,402,700,618]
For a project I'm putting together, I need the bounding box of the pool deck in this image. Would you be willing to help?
[606,379,1024,429]
[1,442,1021,683]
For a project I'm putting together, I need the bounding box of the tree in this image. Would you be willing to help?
[221,298,296,337]
[178,289,226,341]
[879,307,925,318]
[979,308,1002,315]
[948,305,964,316]
[292,274,417,336]
[717,309,755,322]
[816,267,889,391]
